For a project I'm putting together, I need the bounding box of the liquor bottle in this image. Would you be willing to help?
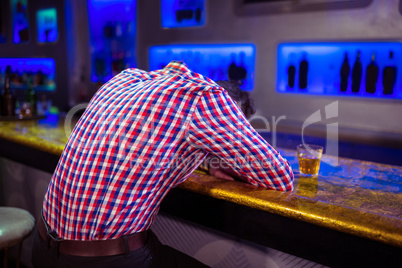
[2,75,16,116]
[228,53,247,82]
[115,21,123,37]
[103,21,114,38]
[365,52,379,94]
[351,51,362,93]
[340,52,350,92]
[238,51,248,85]
[287,54,296,89]
[5,65,12,76]
[25,76,37,115]
[77,66,88,102]
[298,53,308,90]
[383,51,397,95]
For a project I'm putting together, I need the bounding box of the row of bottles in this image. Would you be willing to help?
[1,68,49,88]
[340,50,397,95]
[92,20,136,82]
[285,49,398,95]
[150,45,255,90]
[287,53,309,90]
[0,62,55,92]
[2,76,16,116]
[1,74,36,117]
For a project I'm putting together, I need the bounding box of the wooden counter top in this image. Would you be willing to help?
[0,118,401,250]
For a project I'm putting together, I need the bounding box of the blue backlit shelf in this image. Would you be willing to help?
[277,42,402,99]
[37,8,58,43]
[161,0,205,28]
[88,0,136,83]
[149,44,255,91]
[11,0,30,43]
[0,58,56,91]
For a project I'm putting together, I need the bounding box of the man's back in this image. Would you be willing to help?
[43,61,221,240]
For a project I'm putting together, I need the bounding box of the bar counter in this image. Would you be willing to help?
[0,118,401,267]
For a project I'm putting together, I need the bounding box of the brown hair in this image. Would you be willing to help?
[216,80,256,119]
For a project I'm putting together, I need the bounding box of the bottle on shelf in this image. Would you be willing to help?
[382,50,397,95]
[115,20,123,37]
[287,53,296,89]
[365,52,379,94]
[25,76,37,116]
[238,51,248,87]
[5,65,12,83]
[351,51,362,93]
[228,53,247,82]
[298,53,309,90]
[77,66,88,102]
[103,21,114,38]
[2,75,16,116]
[340,52,350,92]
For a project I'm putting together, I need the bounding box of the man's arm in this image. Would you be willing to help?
[188,89,294,191]
[201,154,250,182]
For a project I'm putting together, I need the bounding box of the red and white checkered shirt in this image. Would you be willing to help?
[43,61,293,240]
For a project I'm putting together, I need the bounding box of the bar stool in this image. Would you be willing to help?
[0,207,35,268]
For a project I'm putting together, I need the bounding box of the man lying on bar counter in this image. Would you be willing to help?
[32,61,294,268]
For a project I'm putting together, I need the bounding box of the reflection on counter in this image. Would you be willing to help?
[296,175,318,198]
[0,116,66,155]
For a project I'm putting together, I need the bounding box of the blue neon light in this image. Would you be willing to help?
[161,0,205,28]
[149,44,256,91]
[88,0,136,83]
[37,8,58,43]
[11,0,30,43]
[0,58,56,91]
[277,42,402,99]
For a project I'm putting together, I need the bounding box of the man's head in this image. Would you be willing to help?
[216,80,256,119]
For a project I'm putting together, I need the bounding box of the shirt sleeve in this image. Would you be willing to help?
[187,89,294,191]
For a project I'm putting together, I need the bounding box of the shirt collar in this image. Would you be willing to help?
[163,61,192,74]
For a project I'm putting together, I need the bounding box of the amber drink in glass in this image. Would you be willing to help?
[297,144,323,177]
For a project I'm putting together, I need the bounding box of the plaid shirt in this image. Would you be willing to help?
[43,61,293,240]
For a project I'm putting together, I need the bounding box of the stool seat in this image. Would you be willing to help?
[0,207,35,249]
